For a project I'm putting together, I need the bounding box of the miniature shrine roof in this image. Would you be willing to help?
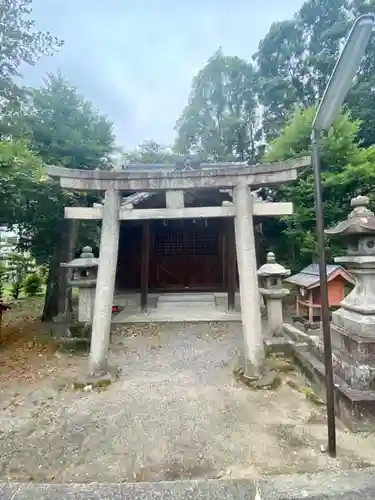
[285,264,354,289]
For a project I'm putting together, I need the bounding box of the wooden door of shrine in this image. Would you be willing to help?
[149,219,223,291]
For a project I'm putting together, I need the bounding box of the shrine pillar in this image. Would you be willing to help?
[233,183,264,376]
[89,188,121,375]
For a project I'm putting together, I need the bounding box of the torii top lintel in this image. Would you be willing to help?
[45,157,310,192]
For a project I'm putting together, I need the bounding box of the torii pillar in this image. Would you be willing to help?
[234,184,264,377]
[89,188,121,376]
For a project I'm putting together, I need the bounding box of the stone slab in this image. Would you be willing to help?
[112,310,241,323]
[4,469,375,499]
[258,468,375,499]
[3,480,257,499]
[157,294,216,303]
[0,483,21,499]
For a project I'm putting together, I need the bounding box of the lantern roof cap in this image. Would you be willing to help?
[257,252,291,277]
[60,246,99,268]
[326,195,375,238]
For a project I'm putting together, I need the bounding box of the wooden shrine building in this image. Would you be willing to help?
[116,188,244,296]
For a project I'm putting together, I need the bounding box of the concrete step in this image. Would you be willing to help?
[0,479,256,499]
[157,293,216,304]
[258,468,375,499]
[157,293,216,313]
[3,469,375,499]
[156,304,216,312]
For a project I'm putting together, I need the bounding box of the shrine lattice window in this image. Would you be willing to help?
[155,228,219,256]
[155,231,184,255]
[187,231,218,255]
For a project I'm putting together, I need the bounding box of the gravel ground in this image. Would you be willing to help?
[1,322,375,483]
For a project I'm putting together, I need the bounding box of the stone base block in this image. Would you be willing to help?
[56,336,91,354]
[331,323,375,364]
[314,340,375,391]
[332,307,375,338]
[74,366,119,390]
[233,354,282,389]
[55,322,92,354]
[293,345,375,432]
[50,312,74,338]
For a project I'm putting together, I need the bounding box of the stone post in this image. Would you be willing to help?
[78,283,95,323]
[257,252,290,336]
[89,189,121,376]
[233,183,264,376]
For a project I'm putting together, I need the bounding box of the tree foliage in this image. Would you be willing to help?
[262,107,375,270]
[255,0,375,146]
[4,73,116,258]
[175,49,259,162]
[0,0,63,136]
[19,73,115,169]
[123,140,179,165]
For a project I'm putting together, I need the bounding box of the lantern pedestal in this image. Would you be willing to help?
[54,246,99,353]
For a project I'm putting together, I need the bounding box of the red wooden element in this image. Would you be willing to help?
[291,268,354,323]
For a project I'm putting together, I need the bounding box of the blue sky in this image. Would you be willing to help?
[26,0,304,149]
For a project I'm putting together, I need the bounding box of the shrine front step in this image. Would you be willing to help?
[157,293,216,312]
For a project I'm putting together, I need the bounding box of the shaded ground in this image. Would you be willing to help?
[1,318,375,484]
[0,297,55,387]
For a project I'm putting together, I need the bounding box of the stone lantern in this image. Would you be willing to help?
[257,252,290,335]
[326,195,375,345]
[61,246,99,323]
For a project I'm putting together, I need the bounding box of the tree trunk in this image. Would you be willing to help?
[41,244,60,321]
[66,220,79,312]
[41,219,79,321]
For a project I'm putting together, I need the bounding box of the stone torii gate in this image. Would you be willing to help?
[47,157,309,381]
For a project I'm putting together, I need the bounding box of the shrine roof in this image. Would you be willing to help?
[285,264,354,289]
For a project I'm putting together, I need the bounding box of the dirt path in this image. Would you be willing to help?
[1,322,375,483]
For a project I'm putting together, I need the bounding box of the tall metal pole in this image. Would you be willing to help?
[311,128,336,458]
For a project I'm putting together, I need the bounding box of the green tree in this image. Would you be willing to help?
[5,251,35,299]
[21,73,115,169]
[0,139,45,229]
[175,48,259,162]
[123,140,180,164]
[262,107,373,270]
[254,0,375,145]
[24,272,43,297]
[0,0,62,137]
[8,74,116,320]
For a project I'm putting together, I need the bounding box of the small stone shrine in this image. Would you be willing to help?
[61,246,99,323]
[257,252,290,336]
